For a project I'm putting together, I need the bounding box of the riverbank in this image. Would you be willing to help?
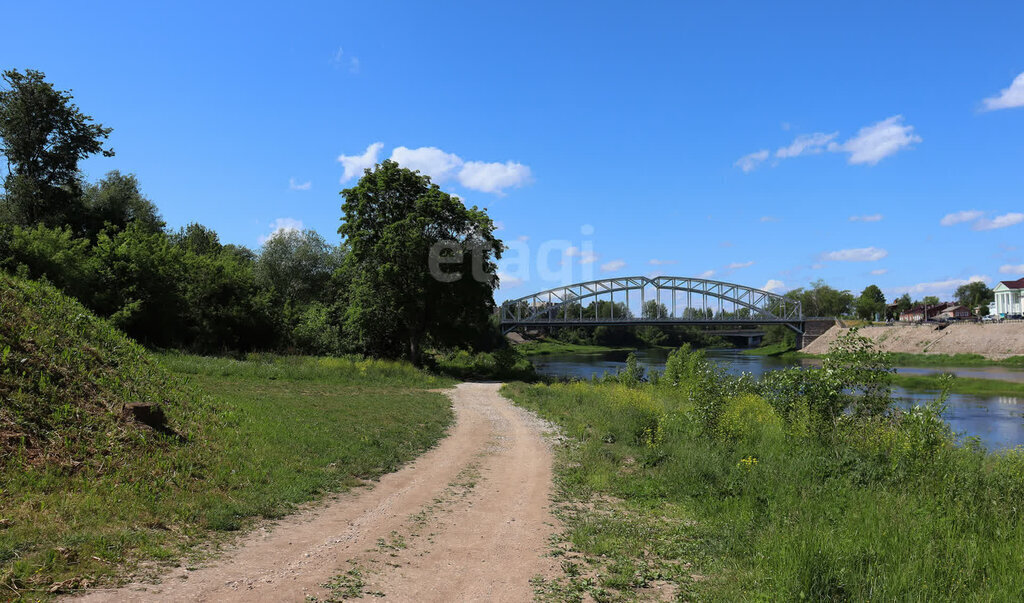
[893,373,1024,398]
[747,341,1024,368]
[515,338,653,357]
[503,341,1024,600]
[804,323,1024,360]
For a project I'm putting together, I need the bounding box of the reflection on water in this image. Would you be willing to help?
[530,348,1024,451]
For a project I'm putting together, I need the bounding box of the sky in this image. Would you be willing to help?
[3,1,1023,303]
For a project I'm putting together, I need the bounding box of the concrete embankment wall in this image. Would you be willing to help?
[803,323,1024,359]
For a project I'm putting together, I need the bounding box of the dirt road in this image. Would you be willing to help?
[75,382,559,602]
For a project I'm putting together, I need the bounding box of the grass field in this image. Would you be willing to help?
[503,345,1024,601]
[893,373,1024,398]
[514,339,639,357]
[1,353,454,599]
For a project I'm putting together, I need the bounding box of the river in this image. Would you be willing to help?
[530,348,1024,451]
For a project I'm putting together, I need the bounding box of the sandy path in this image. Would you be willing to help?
[74,382,558,602]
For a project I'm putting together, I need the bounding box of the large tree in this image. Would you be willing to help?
[785,279,855,317]
[855,284,886,320]
[339,160,502,363]
[954,281,994,311]
[82,170,163,237]
[0,69,113,229]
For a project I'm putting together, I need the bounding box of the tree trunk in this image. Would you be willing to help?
[409,333,421,367]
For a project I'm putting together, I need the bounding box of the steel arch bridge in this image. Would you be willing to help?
[499,275,803,334]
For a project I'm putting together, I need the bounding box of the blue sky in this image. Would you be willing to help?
[3,1,1023,302]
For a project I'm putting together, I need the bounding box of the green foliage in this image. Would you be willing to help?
[503,337,1024,601]
[0,69,114,230]
[717,394,783,443]
[81,170,164,238]
[620,352,646,386]
[433,346,536,381]
[784,279,855,317]
[255,228,344,307]
[955,281,995,311]
[855,283,886,320]
[1,277,454,595]
[339,160,502,363]
[0,223,97,301]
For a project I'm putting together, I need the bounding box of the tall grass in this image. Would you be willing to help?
[505,337,1024,600]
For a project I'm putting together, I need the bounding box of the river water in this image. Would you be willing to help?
[530,348,1024,451]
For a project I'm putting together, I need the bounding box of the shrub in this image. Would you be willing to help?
[717,394,784,443]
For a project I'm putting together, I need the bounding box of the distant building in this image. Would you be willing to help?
[993,278,1024,316]
[935,304,972,320]
[899,301,966,322]
[988,301,997,316]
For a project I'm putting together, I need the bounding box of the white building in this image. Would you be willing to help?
[993,278,1024,316]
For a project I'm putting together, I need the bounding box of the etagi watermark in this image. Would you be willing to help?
[428,224,597,286]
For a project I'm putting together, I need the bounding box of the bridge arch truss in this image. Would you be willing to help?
[499,276,802,333]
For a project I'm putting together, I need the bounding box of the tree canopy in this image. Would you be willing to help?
[955,281,994,310]
[339,160,502,363]
[855,284,886,320]
[0,69,114,229]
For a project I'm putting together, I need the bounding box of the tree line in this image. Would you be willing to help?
[1,69,502,362]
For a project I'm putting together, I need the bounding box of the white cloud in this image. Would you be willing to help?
[349,57,360,74]
[579,251,598,264]
[775,132,838,159]
[726,261,755,270]
[258,218,303,245]
[342,143,532,194]
[940,210,984,226]
[811,263,826,270]
[974,212,1024,231]
[649,259,677,266]
[870,268,888,275]
[338,142,383,182]
[497,271,524,287]
[762,279,786,292]
[828,115,921,165]
[982,72,1024,111]
[601,259,626,272]
[892,275,989,297]
[1000,265,1024,275]
[698,270,716,278]
[517,235,529,242]
[458,161,532,194]
[288,178,311,191]
[849,214,883,222]
[564,246,581,257]
[735,149,769,173]
[390,146,463,182]
[760,216,779,223]
[821,247,888,262]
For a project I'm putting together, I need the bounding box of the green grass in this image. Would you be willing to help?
[742,342,795,356]
[515,338,638,357]
[886,352,1024,368]
[1,274,456,599]
[893,373,1024,398]
[2,354,454,599]
[503,367,1024,600]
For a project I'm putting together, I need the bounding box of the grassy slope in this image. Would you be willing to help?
[503,380,1024,601]
[1,274,454,599]
[515,339,639,357]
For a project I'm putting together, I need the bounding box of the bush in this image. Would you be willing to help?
[717,394,784,443]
